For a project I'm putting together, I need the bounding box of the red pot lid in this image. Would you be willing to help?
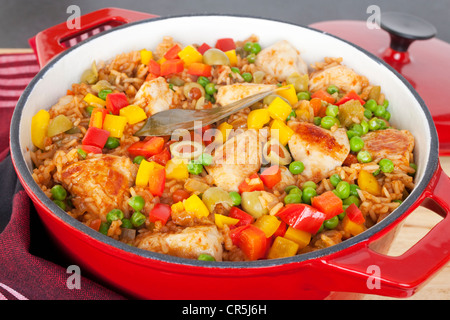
[309,12,450,155]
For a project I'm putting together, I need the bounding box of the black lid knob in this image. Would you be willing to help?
[380,12,437,52]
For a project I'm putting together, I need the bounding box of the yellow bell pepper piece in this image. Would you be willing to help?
[171,201,185,214]
[178,45,203,67]
[267,96,293,122]
[342,215,365,236]
[267,236,299,259]
[83,93,106,107]
[247,108,270,130]
[183,194,209,218]
[157,57,166,65]
[214,214,240,229]
[216,121,233,143]
[277,84,298,106]
[102,114,128,138]
[119,105,147,125]
[90,109,104,129]
[165,158,189,180]
[357,170,381,196]
[270,119,294,146]
[140,49,153,65]
[253,215,281,238]
[225,49,238,66]
[31,109,50,150]
[283,226,311,250]
[136,159,156,187]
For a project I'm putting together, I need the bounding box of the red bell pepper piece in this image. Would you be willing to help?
[345,203,365,225]
[276,203,326,234]
[163,44,182,60]
[272,221,287,238]
[187,62,212,77]
[197,42,211,55]
[148,203,171,225]
[82,127,110,149]
[238,173,264,193]
[215,38,236,52]
[160,59,184,76]
[106,92,129,115]
[147,166,166,197]
[128,137,165,158]
[238,225,267,261]
[311,90,336,104]
[80,145,103,154]
[148,148,171,166]
[311,191,344,220]
[147,59,161,76]
[229,207,254,227]
[229,225,250,246]
[260,165,282,189]
[335,90,365,106]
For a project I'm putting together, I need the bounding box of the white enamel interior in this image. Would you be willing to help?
[17,16,431,184]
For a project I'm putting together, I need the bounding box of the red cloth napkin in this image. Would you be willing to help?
[0,52,126,300]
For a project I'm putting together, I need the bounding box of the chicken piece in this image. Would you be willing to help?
[309,63,368,95]
[362,129,415,167]
[57,155,137,220]
[133,76,173,116]
[206,129,266,192]
[255,40,308,81]
[216,83,277,106]
[136,225,224,261]
[288,122,350,182]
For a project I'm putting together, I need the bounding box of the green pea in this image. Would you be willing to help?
[53,199,66,211]
[374,105,386,118]
[364,109,373,119]
[349,184,360,197]
[187,161,204,175]
[383,111,391,121]
[321,116,336,129]
[382,99,389,108]
[105,137,120,149]
[409,163,417,175]
[377,118,387,130]
[205,93,216,103]
[365,99,378,112]
[199,153,213,166]
[131,211,146,227]
[284,193,303,204]
[379,158,394,173]
[302,181,317,190]
[324,216,339,229]
[286,110,296,121]
[285,185,299,193]
[121,218,133,229]
[133,155,146,165]
[350,123,364,136]
[229,191,242,206]
[241,72,253,82]
[302,187,317,204]
[289,161,305,174]
[106,209,124,223]
[288,186,302,197]
[198,253,216,261]
[313,116,322,126]
[230,67,240,74]
[343,195,361,207]
[361,120,369,135]
[326,85,339,95]
[243,42,253,52]
[246,53,256,63]
[338,211,346,220]
[197,76,210,87]
[99,222,110,235]
[346,130,358,140]
[350,136,364,152]
[128,195,145,212]
[326,105,339,117]
[77,148,87,159]
[85,105,95,116]
[250,43,262,54]
[357,150,372,163]
[205,83,217,95]
[335,181,350,199]
[98,89,112,100]
[368,118,380,131]
[330,174,341,187]
[297,91,310,101]
[51,184,67,201]
[373,168,381,176]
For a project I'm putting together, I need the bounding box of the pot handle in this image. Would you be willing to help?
[316,163,450,298]
[29,7,158,67]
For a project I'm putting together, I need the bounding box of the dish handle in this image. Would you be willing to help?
[315,163,450,298]
[29,7,158,68]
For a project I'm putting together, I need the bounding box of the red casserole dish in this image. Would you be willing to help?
[10,9,450,299]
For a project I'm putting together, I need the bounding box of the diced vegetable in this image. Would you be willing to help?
[140,49,153,65]
[106,92,129,115]
[311,90,336,104]
[184,178,209,193]
[31,109,50,149]
[342,215,365,236]
[336,90,365,106]
[82,127,110,149]
[47,114,73,137]
[262,138,292,166]
[164,44,182,60]
[215,38,236,52]
[83,93,106,108]
[128,137,165,158]
[119,105,147,125]
[238,225,267,261]
[276,85,298,106]
[80,145,102,154]
[357,170,381,196]
[135,159,162,188]
[89,107,108,128]
[216,122,233,143]
[267,236,299,259]
[283,226,311,250]
[160,59,184,76]
[187,62,212,77]
[247,108,270,130]
[276,203,326,234]
[165,158,189,180]
[102,114,127,138]
[171,201,185,215]
[267,97,292,122]
[345,203,365,225]
[148,203,171,225]
[202,48,230,66]
[270,119,294,146]
[238,173,264,193]
[148,148,171,166]
[147,165,166,197]
[178,45,203,67]
[229,225,250,246]
[253,215,281,238]
[229,207,254,226]
[338,99,365,128]
[214,214,239,229]
[240,191,269,218]
[224,49,238,66]
[202,187,233,213]
[311,191,343,220]
[183,194,210,218]
[197,43,212,55]
[260,165,282,189]
[148,59,161,76]
[286,72,309,92]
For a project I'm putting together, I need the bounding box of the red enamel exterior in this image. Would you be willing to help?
[13,10,450,299]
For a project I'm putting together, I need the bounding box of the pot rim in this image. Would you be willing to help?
[10,13,439,270]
